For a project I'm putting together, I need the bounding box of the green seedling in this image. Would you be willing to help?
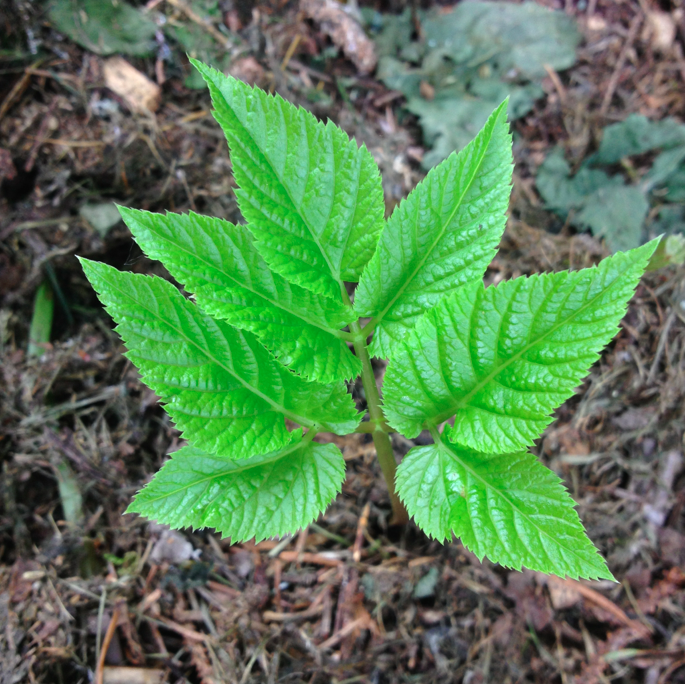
[28,280,54,357]
[81,60,657,579]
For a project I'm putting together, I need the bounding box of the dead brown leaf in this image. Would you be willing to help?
[301,0,377,74]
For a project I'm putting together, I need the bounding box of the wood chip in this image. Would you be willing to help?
[262,604,324,623]
[562,578,652,637]
[103,667,165,684]
[138,588,163,614]
[301,0,377,74]
[279,551,343,567]
[103,57,161,114]
[157,617,208,642]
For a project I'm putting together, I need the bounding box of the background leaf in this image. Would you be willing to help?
[163,0,231,89]
[355,101,512,358]
[537,115,685,251]
[594,114,685,165]
[574,186,649,253]
[396,441,613,579]
[373,1,580,168]
[120,208,361,383]
[383,242,657,452]
[128,435,345,542]
[49,0,157,56]
[81,260,359,458]
[536,149,649,252]
[193,60,385,299]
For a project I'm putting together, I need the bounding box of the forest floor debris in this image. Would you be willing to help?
[1,1,684,682]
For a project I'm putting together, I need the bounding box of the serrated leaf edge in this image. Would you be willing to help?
[127,431,307,511]
[399,436,615,580]
[408,241,657,440]
[358,99,510,330]
[127,431,346,542]
[119,207,354,343]
[191,58,372,300]
[80,258,356,432]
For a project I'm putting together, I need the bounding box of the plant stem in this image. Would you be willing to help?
[350,321,408,525]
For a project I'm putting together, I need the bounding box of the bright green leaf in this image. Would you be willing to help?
[355,101,512,358]
[80,259,360,458]
[127,433,345,542]
[119,208,361,383]
[192,60,385,299]
[78,65,656,577]
[383,241,657,453]
[396,440,613,579]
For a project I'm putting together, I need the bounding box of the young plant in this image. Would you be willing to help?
[81,60,657,579]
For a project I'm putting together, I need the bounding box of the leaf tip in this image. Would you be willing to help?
[115,203,136,222]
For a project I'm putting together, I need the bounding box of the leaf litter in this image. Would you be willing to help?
[1,0,685,682]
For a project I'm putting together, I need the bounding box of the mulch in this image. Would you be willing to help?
[1,1,684,682]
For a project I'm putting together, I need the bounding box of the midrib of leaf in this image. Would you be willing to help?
[368,120,496,330]
[429,268,626,428]
[227,89,346,299]
[104,275,322,428]
[434,437,591,570]
[147,225,350,338]
[138,433,314,506]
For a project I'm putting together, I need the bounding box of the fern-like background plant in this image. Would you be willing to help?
[81,60,658,580]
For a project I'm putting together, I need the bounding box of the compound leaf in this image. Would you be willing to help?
[120,207,361,383]
[355,100,512,358]
[193,60,385,300]
[396,441,613,579]
[127,433,345,542]
[81,259,360,458]
[383,241,657,453]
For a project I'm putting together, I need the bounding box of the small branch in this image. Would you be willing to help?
[354,422,396,434]
[600,12,642,116]
[165,0,231,48]
[95,605,121,684]
[337,329,356,342]
[426,422,442,444]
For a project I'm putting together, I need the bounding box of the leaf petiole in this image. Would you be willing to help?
[354,423,396,434]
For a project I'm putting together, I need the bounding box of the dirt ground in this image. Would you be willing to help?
[1,0,684,682]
